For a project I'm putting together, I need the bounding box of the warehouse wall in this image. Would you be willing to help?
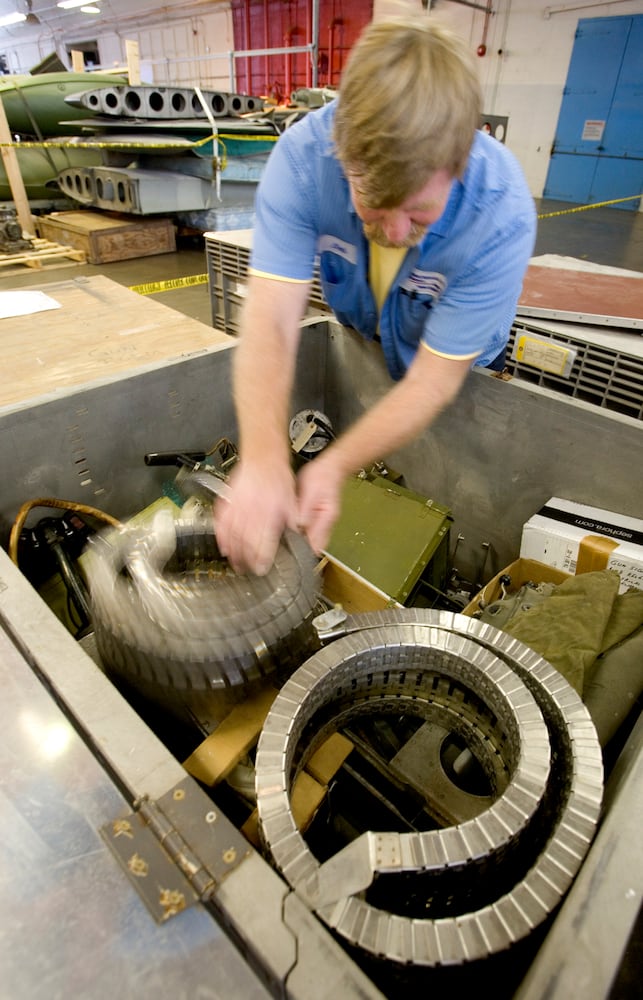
[2,0,642,202]
[379,0,643,210]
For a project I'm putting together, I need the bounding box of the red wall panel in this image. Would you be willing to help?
[231,0,373,101]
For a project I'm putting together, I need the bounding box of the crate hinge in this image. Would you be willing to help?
[102,775,251,923]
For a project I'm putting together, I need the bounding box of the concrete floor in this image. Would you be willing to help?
[1,199,641,326]
[532,197,643,272]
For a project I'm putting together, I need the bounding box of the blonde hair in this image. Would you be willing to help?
[334,17,481,208]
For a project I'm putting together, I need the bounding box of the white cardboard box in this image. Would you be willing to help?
[520,497,643,593]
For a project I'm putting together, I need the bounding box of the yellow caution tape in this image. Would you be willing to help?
[129,273,209,295]
[0,131,277,151]
[218,132,278,143]
[0,135,219,150]
[537,193,641,218]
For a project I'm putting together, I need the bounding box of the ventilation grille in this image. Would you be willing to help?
[206,236,328,335]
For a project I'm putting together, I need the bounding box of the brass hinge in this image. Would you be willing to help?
[102,776,250,923]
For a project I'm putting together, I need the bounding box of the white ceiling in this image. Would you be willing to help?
[0,0,213,48]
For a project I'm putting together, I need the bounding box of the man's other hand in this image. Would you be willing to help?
[296,453,344,556]
[214,461,298,576]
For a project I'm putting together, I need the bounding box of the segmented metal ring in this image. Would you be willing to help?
[255,610,603,966]
[85,514,320,727]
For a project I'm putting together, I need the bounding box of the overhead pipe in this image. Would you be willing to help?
[544,0,632,16]
[243,0,251,93]
[444,0,494,11]
[284,26,302,100]
[311,0,320,87]
[263,0,270,93]
[305,0,311,87]
[328,17,343,86]
[477,1,494,56]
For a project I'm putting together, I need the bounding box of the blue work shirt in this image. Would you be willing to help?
[249,101,536,380]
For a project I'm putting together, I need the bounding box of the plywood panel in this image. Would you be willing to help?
[0,274,232,408]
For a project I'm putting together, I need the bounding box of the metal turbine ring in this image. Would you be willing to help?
[255,611,603,966]
[85,514,320,729]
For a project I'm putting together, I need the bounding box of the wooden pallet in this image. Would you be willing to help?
[0,237,86,271]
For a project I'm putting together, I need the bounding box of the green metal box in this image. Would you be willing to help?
[325,472,452,606]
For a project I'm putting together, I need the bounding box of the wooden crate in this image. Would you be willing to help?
[36,210,176,264]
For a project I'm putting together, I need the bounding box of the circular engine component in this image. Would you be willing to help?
[255,609,603,967]
[85,511,320,728]
[289,409,334,458]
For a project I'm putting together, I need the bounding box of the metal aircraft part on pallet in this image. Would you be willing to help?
[255,609,603,967]
[65,85,264,120]
[56,164,220,214]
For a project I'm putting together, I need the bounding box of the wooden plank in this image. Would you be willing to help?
[0,237,86,270]
[0,274,232,408]
[241,771,328,847]
[305,732,353,785]
[125,39,142,85]
[0,95,34,236]
[241,738,351,847]
[321,555,398,613]
[182,685,278,786]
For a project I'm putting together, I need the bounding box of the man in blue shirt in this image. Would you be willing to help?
[216,16,536,576]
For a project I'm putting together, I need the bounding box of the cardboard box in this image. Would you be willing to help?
[463,558,571,617]
[520,497,643,593]
[320,554,401,614]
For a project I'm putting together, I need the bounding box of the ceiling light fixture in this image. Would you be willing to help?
[80,4,100,11]
[25,0,40,24]
[57,0,92,8]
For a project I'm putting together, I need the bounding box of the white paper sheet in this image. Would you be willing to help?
[0,290,62,320]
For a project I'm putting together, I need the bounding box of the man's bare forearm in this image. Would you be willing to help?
[233,275,309,465]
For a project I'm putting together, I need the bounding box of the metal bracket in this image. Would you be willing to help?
[102,776,250,923]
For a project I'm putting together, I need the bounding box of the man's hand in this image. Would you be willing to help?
[296,452,345,555]
[214,460,298,576]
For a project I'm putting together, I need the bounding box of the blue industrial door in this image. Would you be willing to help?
[544,15,643,211]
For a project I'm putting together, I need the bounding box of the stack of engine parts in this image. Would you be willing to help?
[86,511,320,730]
[83,456,321,732]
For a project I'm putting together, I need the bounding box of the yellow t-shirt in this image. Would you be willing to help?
[368,242,407,315]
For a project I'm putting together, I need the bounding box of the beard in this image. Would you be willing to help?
[363,220,428,248]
